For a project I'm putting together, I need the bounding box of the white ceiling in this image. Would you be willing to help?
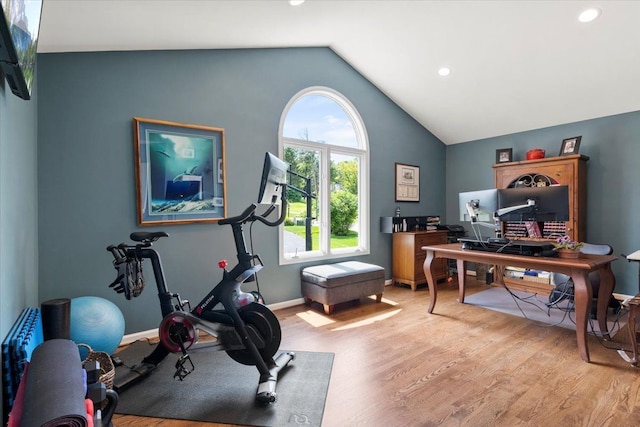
[36,0,640,145]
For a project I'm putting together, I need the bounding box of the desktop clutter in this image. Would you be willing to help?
[2,297,121,427]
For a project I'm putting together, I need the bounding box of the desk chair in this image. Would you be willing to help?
[550,243,620,316]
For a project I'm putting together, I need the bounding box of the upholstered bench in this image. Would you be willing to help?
[301,261,385,315]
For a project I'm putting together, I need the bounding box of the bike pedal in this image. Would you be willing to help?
[173,354,195,381]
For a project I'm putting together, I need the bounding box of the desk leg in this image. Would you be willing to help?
[457,259,467,303]
[424,250,437,313]
[596,264,615,339]
[571,270,593,363]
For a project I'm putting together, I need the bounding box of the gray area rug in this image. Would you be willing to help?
[464,286,627,334]
[114,340,333,427]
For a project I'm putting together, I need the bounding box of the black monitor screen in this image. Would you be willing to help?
[458,189,498,222]
[257,152,288,205]
[498,185,569,222]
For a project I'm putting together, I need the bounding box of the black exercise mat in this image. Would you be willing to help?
[114,340,333,427]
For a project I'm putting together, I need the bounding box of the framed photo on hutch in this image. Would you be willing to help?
[560,136,582,156]
[496,148,513,163]
[395,163,420,202]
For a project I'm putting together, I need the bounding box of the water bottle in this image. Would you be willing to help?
[233,290,255,307]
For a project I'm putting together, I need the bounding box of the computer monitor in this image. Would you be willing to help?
[257,152,288,205]
[458,189,498,222]
[497,185,569,222]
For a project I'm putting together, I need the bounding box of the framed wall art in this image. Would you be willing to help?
[133,117,227,225]
[395,163,420,202]
[496,148,513,163]
[560,136,582,156]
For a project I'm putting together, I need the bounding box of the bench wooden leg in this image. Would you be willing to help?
[323,304,334,315]
[375,293,383,303]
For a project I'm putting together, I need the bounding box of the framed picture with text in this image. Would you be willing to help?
[395,163,420,202]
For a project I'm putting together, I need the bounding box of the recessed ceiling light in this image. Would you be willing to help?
[289,0,305,6]
[578,8,601,23]
[438,67,451,77]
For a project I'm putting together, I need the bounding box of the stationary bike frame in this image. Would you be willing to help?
[107,194,294,403]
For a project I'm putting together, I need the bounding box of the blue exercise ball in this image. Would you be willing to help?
[70,296,125,357]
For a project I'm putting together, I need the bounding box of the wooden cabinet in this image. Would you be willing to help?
[492,154,589,294]
[493,154,588,242]
[392,230,448,291]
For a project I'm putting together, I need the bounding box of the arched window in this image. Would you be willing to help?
[278,87,369,263]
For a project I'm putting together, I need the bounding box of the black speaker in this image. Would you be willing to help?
[41,298,71,341]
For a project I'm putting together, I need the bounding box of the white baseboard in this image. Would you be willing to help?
[121,298,307,345]
[122,287,635,346]
[121,328,158,344]
[267,298,305,311]
[122,280,397,345]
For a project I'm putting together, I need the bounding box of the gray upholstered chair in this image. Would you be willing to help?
[549,243,619,315]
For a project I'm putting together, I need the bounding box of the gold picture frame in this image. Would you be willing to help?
[133,117,227,225]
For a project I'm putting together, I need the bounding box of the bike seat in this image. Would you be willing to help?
[130,231,169,243]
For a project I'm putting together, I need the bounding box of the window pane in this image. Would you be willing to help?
[330,153,360,249]
[283,95,358,148]
[283,147,321,257]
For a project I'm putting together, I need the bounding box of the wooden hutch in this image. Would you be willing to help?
[492,154,589,294]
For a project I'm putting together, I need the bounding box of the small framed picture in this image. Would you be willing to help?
[395,163,420,202]
[560,136,582,156]
[496,148,513,163]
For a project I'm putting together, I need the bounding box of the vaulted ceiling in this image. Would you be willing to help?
[37,1,640,145]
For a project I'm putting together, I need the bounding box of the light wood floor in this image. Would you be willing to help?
[113,277,640,427]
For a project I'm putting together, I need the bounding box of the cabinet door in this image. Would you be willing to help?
[415,232,447,281]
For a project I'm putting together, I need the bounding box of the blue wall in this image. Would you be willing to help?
[446,111,640,295]
[0,79,39,340]
[37,48,446,333]
[0,70,39,423]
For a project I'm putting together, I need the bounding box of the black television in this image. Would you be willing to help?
[497,185,569,222]
[257,152,288,205]
[0,0,43,100]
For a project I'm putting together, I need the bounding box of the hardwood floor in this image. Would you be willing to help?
[113,277,640,427]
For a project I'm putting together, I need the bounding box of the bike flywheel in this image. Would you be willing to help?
[159,312,197,352]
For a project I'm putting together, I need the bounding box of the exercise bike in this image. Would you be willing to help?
[106,152,294,403]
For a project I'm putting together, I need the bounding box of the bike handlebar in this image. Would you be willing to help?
[218,197,287,228]
[219,204,258,225]
[253,199,287,227]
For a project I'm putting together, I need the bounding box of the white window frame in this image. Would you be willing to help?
[278,86,370,265]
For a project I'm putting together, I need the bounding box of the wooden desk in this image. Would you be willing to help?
[422,243,618,363]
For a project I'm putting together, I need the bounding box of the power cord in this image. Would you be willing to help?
[248,220,262,298]
[493,271,636,358]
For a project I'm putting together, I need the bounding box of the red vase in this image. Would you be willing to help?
[526,149,546,160]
